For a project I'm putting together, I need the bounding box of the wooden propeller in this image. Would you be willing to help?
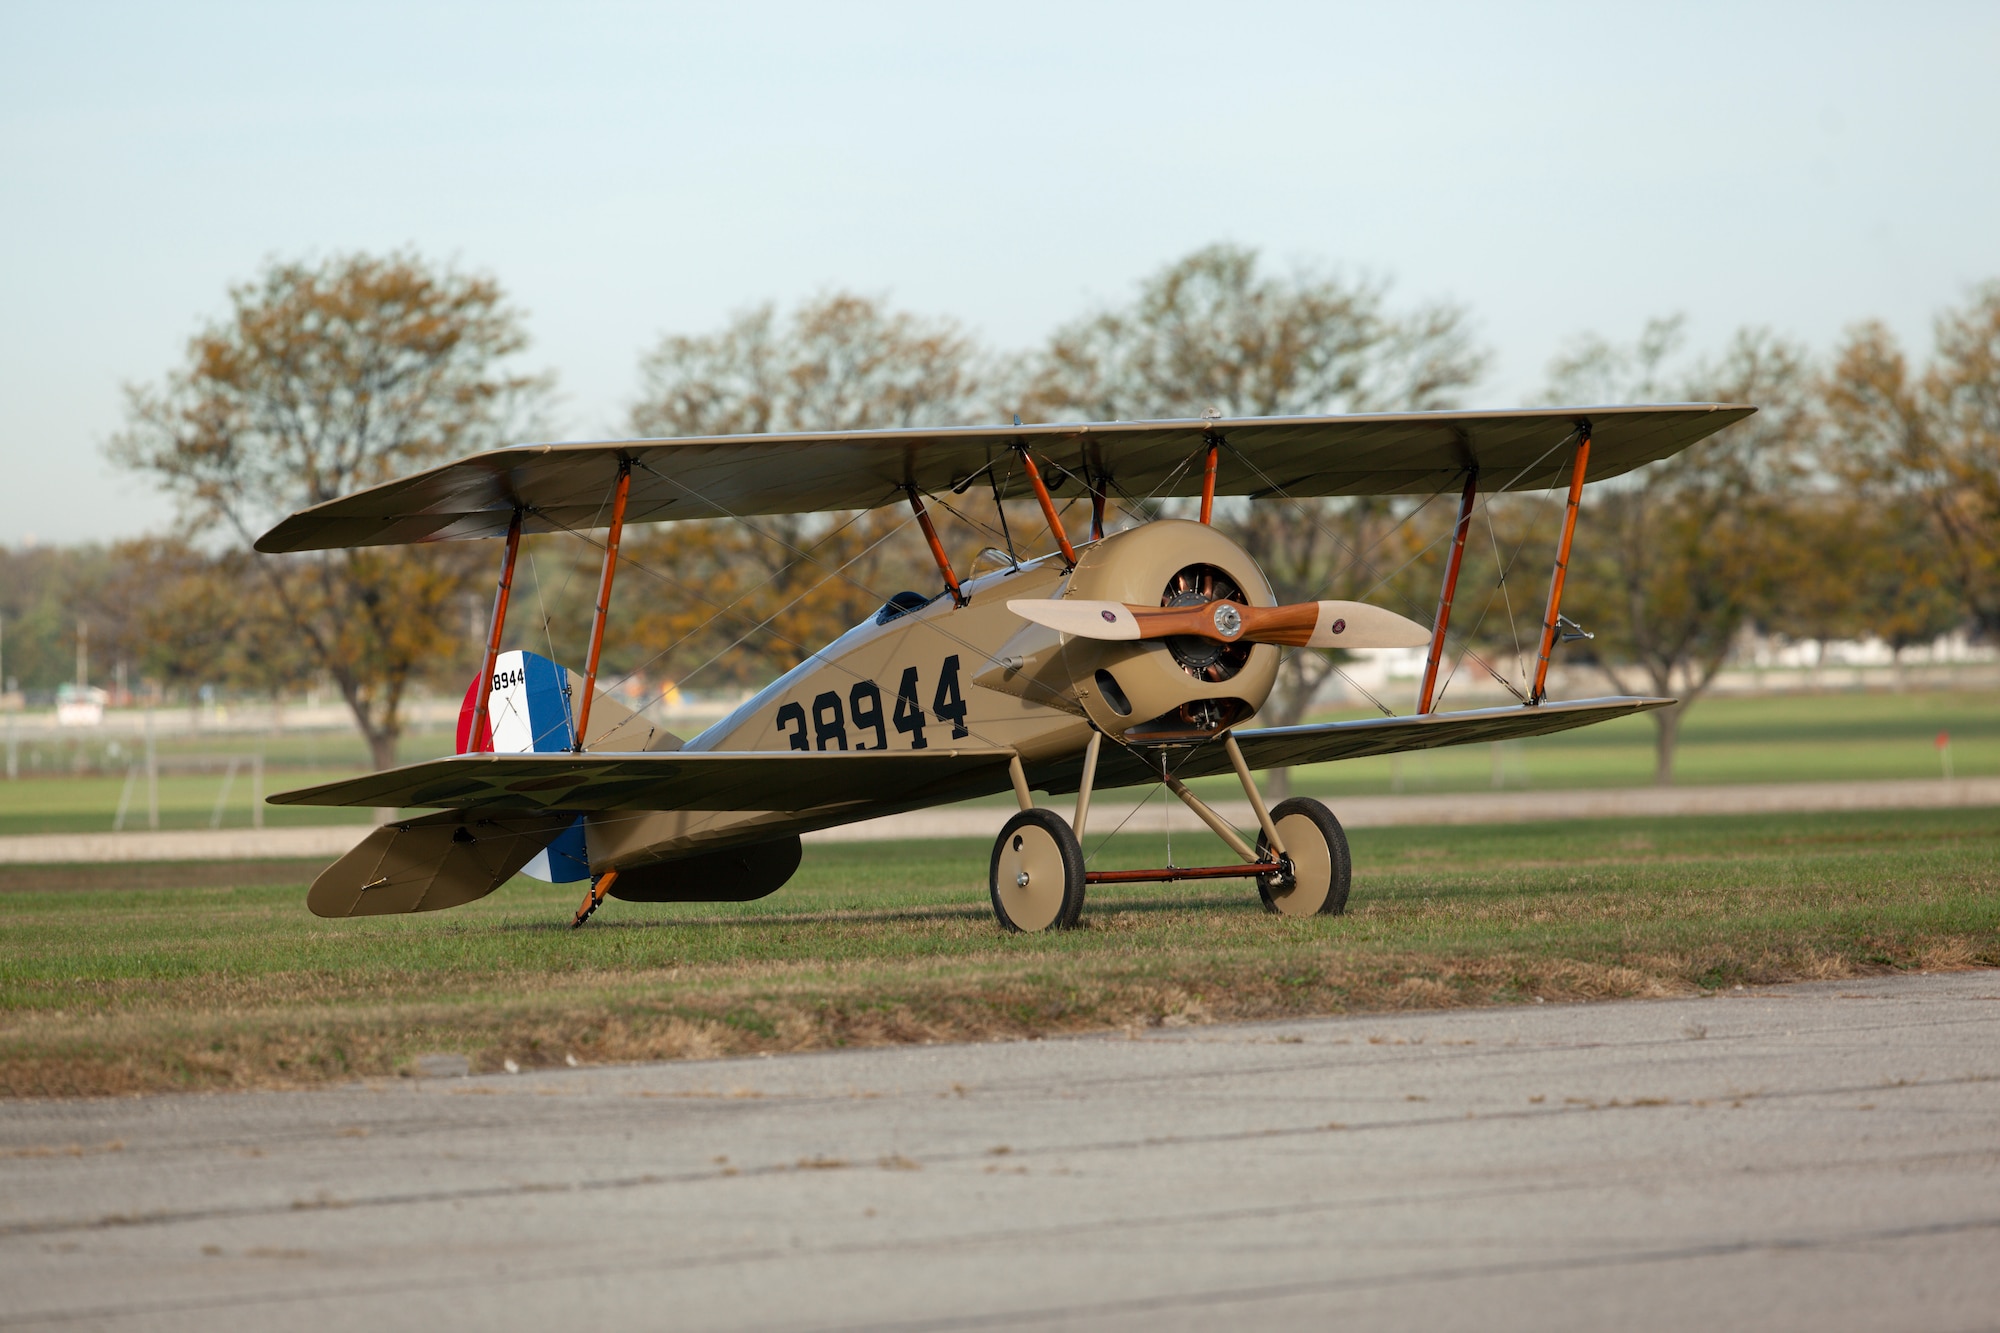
[1006,598,1431,650]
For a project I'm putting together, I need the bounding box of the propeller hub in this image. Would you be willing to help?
[1162,563,1250,682]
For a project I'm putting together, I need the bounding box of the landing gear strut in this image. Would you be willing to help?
[986,732,1354,930]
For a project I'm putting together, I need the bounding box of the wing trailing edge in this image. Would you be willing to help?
[270,747,1021,813]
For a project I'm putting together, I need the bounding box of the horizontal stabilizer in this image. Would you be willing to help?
[306,810,579,918]
[270,747,1019,813]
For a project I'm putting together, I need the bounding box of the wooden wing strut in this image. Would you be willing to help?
[1199,437,1220,524]
[467,508,523,753]
[1531,428,1592,704]
[1417,472,1477,715]
[574,459,632,750]
[1017,446,1077,568]
[907,487,967,606]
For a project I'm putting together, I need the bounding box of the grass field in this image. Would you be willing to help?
[3,690,1996,835]
[3,806,1994,1097]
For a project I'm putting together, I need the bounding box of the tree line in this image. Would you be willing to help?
[4,246,1994,781]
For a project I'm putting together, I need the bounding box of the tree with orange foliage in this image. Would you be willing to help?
[112,253,550,767]
[617,293,994,693]
[1545,318,1818,783]
[1824,283,2000,636]
[1018,245,1485,793]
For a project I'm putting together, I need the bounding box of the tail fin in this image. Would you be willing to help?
[450,650,682,885]
[457,648,678,756]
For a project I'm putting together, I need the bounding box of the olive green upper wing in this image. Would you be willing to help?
[255,405,1752,553]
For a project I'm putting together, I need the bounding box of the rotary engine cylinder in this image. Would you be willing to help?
[1061,519,1280,741]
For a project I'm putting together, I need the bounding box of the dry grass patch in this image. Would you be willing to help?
[2,808,1997,1096]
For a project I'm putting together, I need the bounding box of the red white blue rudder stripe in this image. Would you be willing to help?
[456,649,591,884]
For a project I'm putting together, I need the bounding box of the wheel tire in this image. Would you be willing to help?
[989,808,1087,932]
[1256,797,1352,917]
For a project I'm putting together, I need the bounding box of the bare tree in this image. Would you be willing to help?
[112,253,550,767]
[1019,244,1486,792]
[1545,318,1815,783]
[620,293,995,691]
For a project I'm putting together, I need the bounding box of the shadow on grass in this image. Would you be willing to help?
[0,861,324,894]
[498,888,1265,934]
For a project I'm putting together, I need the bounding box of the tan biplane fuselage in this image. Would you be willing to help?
[592,518,1277,870]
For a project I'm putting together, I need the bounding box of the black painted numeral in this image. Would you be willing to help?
[811,690,848,750]
[849,680,886,750]
[892,667,927,750]
[931,654,969,740]
[777,661,964,752]
[776,701,809,751]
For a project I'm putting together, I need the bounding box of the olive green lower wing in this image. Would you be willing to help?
[1036,696,1673,794]
[270,748,1020,813]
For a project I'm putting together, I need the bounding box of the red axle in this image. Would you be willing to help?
[1085,862,1282,885]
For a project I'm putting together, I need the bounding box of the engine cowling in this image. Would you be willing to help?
[1059,519,1280,742]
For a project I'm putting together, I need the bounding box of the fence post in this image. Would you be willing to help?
[209,756,240,830]
[145,708,158,831]
[113,763,139,831]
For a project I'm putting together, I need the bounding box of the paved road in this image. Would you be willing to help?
[7,775,1998,863]
[3,973,1997,1331]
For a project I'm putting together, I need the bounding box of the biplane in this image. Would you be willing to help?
[257,404,1752,931]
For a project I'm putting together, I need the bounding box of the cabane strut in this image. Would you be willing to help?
[1015,445,1078,568]
[906,486,968,607]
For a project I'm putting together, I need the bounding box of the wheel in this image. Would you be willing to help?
[1256,797,1352,917]
[989,808,1086,932]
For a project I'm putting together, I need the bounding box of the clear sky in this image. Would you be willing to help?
[3,1,1995,544]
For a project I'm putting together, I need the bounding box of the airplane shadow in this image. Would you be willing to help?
[500,887,1257,933]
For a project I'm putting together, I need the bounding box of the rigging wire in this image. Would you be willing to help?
[548,463,1105,765]
[1330,663,1398,719]
[1428,485,1564,712]
[596,452,1234,861]
[987,457,1019,567]
[1223,427,1581,711]
[588,501,890,708]
[1487,502,1525,688]
[493,425,1585,867]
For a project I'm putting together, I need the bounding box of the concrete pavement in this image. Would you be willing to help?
[3,971,1998,1330]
